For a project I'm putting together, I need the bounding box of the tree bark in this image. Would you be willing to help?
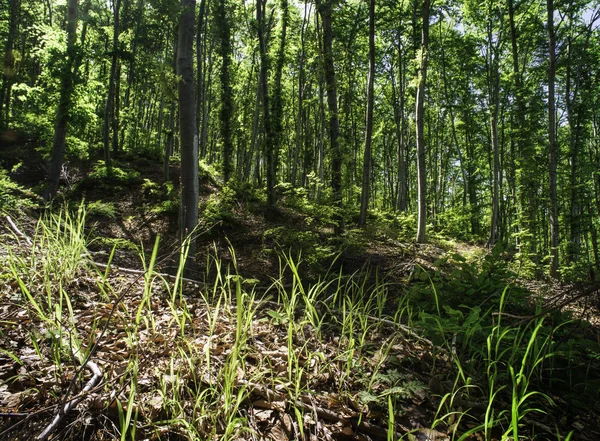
[45,0,78,200]
[0,0,20,130]
[547,0,559,277]
[195,0,207,158]
[102,0,122,172]
[486,13,501,248]
[215,0,234,183]
[359,0,375,227]
[177,0,198,264]
[257,0,276,210]
[272,0,289,186]
[316,0,344,234]
[415,0,430,243]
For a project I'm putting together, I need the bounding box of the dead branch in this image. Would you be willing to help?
[91,261,205,287]
[36,361,103,441]
[5,215,32,246]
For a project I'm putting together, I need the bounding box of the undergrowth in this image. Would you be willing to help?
[0,206,598,441]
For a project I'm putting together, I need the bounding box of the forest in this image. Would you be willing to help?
[1,0,600,439]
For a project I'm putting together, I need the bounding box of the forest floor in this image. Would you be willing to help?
[1,145,600,441]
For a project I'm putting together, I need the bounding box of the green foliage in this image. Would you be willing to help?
[435,206,482,242]
[0,169,39,211]
[200,186,237,225]
[86,200,117,219]
[75,161,142,193]
[327,228,367,258]
[92,236,139,252]
[409,244,523,313]
[276,182,338,227]
[64,135,90,161]
[263,226,334,268]
[88,162,141,183]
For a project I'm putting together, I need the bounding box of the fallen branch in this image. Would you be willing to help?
[91,261,205,287]
[36,361,103,441]
[5,216,32,246]
[492,282,600,325]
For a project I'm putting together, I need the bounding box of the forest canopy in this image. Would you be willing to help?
[1,0,600,280]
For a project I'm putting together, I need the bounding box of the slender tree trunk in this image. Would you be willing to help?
[0,0,20,130]
[292,3,309,187]
[195,0,207,157]
[272,0,288,185]
[359,0,375,227]
[415,0,430,243]
[103,0,122,171]
[257,0,276,209]
[390,64,407,212]
[488,100,500,247]
[178,0,198,264]
[547,0,559,277]
[215,0,234,183]
[201,44,212,158]
[247,67,261,182]
[164,33,177,183]
[316,0,343,234]
[45,0,78,200]
[439,22,467,209]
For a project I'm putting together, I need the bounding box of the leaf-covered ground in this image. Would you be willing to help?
[1,147,600,440]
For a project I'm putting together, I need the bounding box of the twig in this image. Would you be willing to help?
[492,282,600,325]
[91,261,205,286]
[0,412,29,417]
[5,215,32,246]
[368,315,434,347]
[36,361,103,440]
[0,406,57,439]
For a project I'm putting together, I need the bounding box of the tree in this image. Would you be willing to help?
[272,0,289,185]
[215,0,234,183]
[482,0,503,247]
[256,0,276,209]
[45,0,79,200]
[316,0,344,235]
[359,0,375,227]
[547,0,559,277]
[415,0,430,243]
[102,0,124,173]
[0,0,19,130]
[177,0,198,263]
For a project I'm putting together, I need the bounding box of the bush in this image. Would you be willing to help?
[86,200,117,219]
[263,226,334,268]
[0,169,39,211]
[200,186,237,225]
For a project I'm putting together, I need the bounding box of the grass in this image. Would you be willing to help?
[0,206,598,441]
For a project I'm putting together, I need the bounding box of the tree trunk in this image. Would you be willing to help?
[272,0,288,185]
[547,0,559,278]
[0,0,20,130]
[316,0,343,234]
[177,0,198,264]
[480,3,502,247]
[195,0,207,158]
[215,0,234,183]
[359,0,375,227]
[415,0,430,243]
[45,0,78,200]
[257,0,276,209]
[102,0,122,171]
